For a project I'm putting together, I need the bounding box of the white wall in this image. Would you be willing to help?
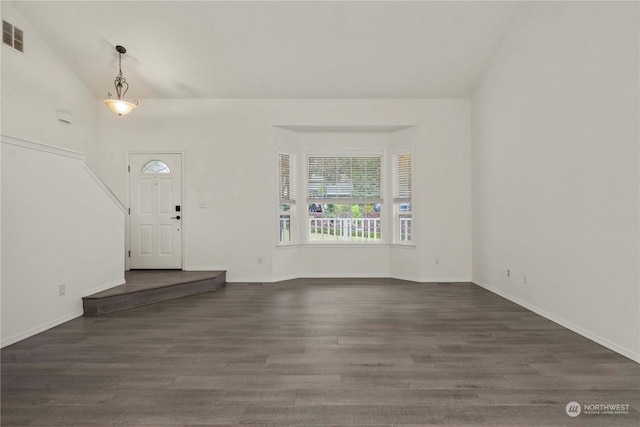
[1,136,125,347]
[97,99,471,282]
[1,2,99,158]
[1,2,123,346]
[471,2,639,361]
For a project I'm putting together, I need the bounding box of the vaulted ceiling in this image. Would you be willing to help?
[13,1,520,99]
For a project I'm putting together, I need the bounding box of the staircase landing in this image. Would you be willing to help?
[82,270,226,316]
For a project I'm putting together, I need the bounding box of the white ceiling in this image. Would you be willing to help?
[13,1,520,99]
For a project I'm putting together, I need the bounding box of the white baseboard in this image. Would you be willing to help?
[184,265,471,285]
[227,277,278,283]
[391,274,472,283]
[81,279,126,297]
[297,272,391,279]
[3,279,125,348]
[183,266,228,272]
[267,274,300,283]
[1,310,84,348]
[229,273,394,282]
[473,279,640,364]
[224,272,472,284]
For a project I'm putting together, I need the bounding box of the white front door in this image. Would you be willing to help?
[129,153,182,269]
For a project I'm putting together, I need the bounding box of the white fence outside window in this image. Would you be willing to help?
[280,216,414,243]
[308,217,380,242]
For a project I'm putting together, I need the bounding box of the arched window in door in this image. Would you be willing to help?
[141,160,171,174]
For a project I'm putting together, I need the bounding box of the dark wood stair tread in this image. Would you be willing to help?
[82,270,225,316]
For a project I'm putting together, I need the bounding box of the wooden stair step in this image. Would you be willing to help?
[82,271,225,316]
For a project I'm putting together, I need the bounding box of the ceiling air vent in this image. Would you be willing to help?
[3,20,23,53]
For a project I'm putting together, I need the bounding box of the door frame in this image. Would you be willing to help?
[125,150,186,270]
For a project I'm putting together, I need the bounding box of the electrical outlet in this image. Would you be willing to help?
[258,257,263,265]
[523,274,528,285]
[507,269,511,278]
[435,258,440,265]
[58,284,66,296]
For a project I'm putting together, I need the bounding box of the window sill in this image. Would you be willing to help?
[276,243,299,249]
[278,243,401,249]
[302,242,388,249]
[390,243,416,248]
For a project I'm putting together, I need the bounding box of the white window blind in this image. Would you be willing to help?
[393,152,412,203]
[278,152,296,243]
[307,155,381,203]
[279,153,296,205]
[306,154,382,243]
[393,150,412,243]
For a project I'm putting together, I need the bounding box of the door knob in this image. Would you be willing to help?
[171,215,181,220]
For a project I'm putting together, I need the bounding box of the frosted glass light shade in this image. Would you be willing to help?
[104,99,137,116]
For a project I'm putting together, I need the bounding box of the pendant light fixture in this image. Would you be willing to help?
[104,45,138,116]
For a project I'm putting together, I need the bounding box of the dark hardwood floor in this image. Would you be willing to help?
[2,278,639,426]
